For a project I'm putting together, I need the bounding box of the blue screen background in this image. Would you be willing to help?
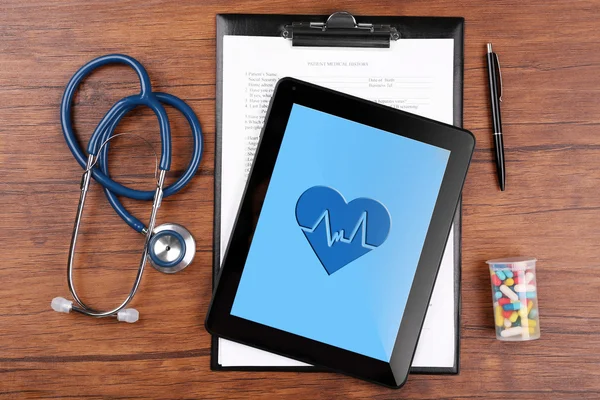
[231,105,450,362]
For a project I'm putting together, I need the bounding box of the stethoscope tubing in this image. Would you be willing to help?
[60,54,203,233]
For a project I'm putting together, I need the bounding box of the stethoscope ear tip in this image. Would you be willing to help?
[117,308,139,323]
[51,297,73,313]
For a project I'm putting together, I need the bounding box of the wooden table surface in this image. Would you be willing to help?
[1,0,599,398]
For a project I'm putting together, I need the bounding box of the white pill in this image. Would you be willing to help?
[525,272,535,284]
[514,284,536,292]
[500,327,523,337]
[504,318,512,328]
[500,284,519,301]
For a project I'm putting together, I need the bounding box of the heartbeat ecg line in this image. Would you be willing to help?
[299,209,375,249]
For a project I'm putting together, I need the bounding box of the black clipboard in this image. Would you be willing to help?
[212,12,464,375]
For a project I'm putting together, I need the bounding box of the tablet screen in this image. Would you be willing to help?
[230,104,450,362]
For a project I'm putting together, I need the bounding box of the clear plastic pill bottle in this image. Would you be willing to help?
[486,257,540,341]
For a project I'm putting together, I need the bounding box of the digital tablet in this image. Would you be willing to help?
[206,78,474,388]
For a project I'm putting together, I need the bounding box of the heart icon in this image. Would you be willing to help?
[295,186,391,275]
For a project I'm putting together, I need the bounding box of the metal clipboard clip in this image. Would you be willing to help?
[282,11,400,48]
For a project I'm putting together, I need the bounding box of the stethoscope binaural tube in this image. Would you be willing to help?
[52,54,202,322]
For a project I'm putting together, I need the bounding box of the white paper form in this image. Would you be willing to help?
[218,36,456,368]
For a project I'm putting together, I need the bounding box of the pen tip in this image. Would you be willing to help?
[487,43,493,53]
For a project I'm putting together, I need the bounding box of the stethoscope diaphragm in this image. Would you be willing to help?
[148,223,196,274]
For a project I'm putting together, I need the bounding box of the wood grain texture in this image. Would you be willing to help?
[1,0,599,398]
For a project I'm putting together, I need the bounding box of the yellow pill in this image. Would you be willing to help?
[505,278,514,286]
[519,307,528,318]
[527,319,537,328]
[529,326,536,334]
[527,301,534,313]
[495,306,504,327]
[509,311,518,323]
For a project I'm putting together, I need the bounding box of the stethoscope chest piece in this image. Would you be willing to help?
[149,223,195,274]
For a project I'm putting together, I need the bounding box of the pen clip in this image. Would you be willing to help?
[494,53,503,102]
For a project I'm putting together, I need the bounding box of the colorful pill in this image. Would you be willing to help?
[495,305,504,327]
[514,284,536,292]
[500,327,523,337]
[527,319,537,328]
[525,272,535,284]
[519,307,528,318]
[490,265,539,340]
[502,302,521,311]
[499,285,519,301]
[492,274,502,286]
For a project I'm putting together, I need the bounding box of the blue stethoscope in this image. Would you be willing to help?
[51,54,203,323]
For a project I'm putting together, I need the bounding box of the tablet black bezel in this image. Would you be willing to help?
[206,78,474,388]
